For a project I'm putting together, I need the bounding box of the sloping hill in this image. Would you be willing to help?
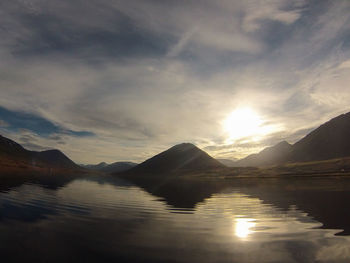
[33,150,80,169]
[0,135,30,159]
[236,141,292,167]
[236,111,350,167]
[0,134,80,172]
[290,112,350,162]
[126,143,225,175]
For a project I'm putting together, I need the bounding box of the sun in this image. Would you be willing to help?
[223,108,271,142]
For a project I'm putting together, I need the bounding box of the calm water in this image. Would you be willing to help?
[1,175,350,262]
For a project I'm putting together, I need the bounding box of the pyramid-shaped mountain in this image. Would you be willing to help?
[127,143,224,175]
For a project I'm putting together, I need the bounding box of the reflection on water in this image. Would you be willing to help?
[1,175,350,262]
[235,217,256,238]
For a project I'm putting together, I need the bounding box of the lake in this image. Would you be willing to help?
[1,174,350,262]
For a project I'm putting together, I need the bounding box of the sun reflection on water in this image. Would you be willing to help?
[234,218,256,239]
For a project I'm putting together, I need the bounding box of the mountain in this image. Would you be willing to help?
[126,143,225,175]
[33,150,79,169]
[217,158,238,167]
[83,162,108,170]
[84,161,137,173]
[0,135,30,159]
[236,141,292,167]
[0,134,80,172]
[102,162,137,173]
[237,111,350,167]
[290,112,350,162]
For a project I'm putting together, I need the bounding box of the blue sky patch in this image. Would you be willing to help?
[0,106,94,137]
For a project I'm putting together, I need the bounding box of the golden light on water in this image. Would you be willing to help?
[234,218,256,239]
[223,108,278,143]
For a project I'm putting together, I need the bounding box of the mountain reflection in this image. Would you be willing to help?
[125,175,350,236]
[1,174,350,262]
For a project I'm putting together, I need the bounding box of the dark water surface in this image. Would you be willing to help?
[1,174,350,263]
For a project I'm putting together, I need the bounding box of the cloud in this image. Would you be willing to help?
[0,120,8,127]
[242,0,305,32]
[0,0,349,163]
[0,106,94,137]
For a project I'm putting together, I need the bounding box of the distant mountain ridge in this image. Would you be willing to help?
[2,110,350,173]
[84,161,137,173]
[83,162,108,170]
[0,134,80,171]
[236,111,350,167]
[217,158,238,167]
[126,143,225,175]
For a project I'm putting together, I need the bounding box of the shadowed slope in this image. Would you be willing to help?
[0,135,30,159]
[33,150,80,169]
[236,111,350,167]
[290,112,350,162]
[0,134,80,173]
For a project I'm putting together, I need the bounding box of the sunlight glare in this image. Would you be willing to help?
[223,108,272,142]
[234,218,256,239]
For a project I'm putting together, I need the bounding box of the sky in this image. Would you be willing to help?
[1,0,350,164]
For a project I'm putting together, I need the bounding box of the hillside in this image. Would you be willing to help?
[0,135,30,159]
[32,150,80,169]
[0,134,80,173]
[290,112,350,162]
[236,111,350,167]
[236,141,292,167]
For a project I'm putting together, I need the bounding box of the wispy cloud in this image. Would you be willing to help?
[0,0,349,163]
[0,120,8,127]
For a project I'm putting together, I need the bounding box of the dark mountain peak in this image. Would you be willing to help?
[169,143,198,151]
[127,143,224,175]
[35,149,78,169]
[95,162,108,168]
[276,141,291,147]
